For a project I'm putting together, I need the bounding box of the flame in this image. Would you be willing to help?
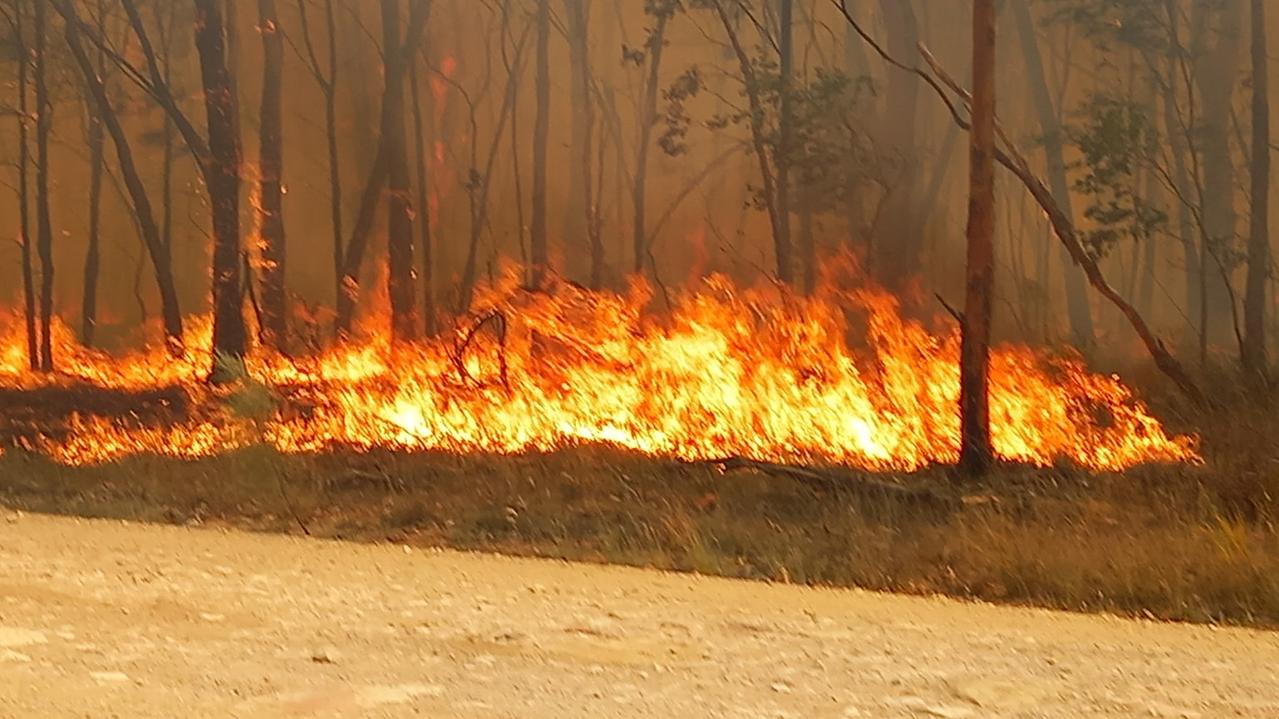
[0,267,1197,470]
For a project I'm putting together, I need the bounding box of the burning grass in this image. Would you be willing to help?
[0,267,1196,471]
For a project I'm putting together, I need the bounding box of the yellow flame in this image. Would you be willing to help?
[0,267,1198,470]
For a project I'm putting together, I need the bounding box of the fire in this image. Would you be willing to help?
[0,268,1197,470]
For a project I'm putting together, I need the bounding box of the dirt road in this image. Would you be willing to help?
[0,512,1275,718]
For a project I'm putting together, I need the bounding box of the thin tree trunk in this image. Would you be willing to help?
[776,0,795,285]
[257,0,288,348]
[1243,0,1270,375]
[563,0,596,284]
[530,0,551,286]
[410,60,436,336]
[334,1,430,336]
[712,2,787,284]
[55,0,188,355]
[81,3,107,348]
[1012,1,1095,347]
[382,0,418,342]
[14,0,36,371]
[873,0,920,287]
[959,0,997,476]
[632,12,669,275]
[34,0,54,372]
[194,0,248,378]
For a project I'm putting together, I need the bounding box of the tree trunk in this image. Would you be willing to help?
[713,2,787,285]
[333,1,430,336]
[959,0,997,476]
[530,0,551,287]
[1012,1,1095,348]
[410,60,436,336]
[775,0,795,285]
[194,0,248,378]
[56,0,188,355]
[1196,0,1245,348]
[382,0,418,342]
[34,0,54,372]
[14,0,37,371]
[632,12,670,275]
[563,0,596,284]
[80,4,107,348]
[1243,0,1270,376]
[257,0,288,348]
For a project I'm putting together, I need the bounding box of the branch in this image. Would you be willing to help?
[830,0,1204,405]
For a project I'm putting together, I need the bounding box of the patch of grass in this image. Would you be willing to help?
[2,427,1277,627]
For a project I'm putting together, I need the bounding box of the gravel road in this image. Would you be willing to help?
[0,510,1276,718]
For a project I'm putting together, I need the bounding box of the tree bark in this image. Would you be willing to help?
[959,0,996,476]
[1012,1,1095,348]
[193,0,248,378]
[563,0,597,285]
[872,0,921,287]
[33,0,54,372]
[257,0,288,348]
[1243,0,1270,376]
[530,0,551,287]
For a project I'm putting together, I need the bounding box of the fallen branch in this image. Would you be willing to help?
[698,455,954,508]
[832,0,1204,405]
[450,309,510,390]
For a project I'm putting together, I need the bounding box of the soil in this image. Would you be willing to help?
[0,510,1276,718]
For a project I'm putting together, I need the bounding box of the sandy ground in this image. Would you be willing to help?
[0,511,1276,718]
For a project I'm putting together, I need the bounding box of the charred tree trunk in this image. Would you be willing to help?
[257,0,288,348]
[194,0,248,377]
[81,2,108,348]
[530,0,551,287]
[410,60,436,336]
[959,0,997,476]
[1012,1,1095,348]
[632,11,670,276]
[382,0,418,342]
[55,0,187,355]
[34,0,54,372]
[1243,0,1270,376]
[13,0,37,371]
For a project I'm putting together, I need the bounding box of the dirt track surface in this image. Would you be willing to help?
[0,512,1276,718]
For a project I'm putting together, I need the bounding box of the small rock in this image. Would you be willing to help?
[90,671,130,684]
[310,647,341,664]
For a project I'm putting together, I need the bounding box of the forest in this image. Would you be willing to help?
[0,1,1276,626]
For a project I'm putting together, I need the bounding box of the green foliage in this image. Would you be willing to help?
[1067,95,1167,258]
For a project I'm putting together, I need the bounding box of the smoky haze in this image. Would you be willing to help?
[0,0,1270,363]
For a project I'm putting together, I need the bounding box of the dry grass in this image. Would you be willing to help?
[2,386,1277,627]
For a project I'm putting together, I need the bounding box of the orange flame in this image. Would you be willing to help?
[0,267,1197,470]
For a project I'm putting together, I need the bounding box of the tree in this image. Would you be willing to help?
[959,0,997,475]
[193,0,249,376]
[79,0,107,348]
[1242,0,1270,377]
[33,0,52,371]
[1,0,38,370]
[776,0,795,286]
[382,0,419,342]
[563,0,600,286]
[294,0,343,311]
[54,0,187,355]
[630,0,675,277]
[257,0,287,348]
[1012,0,1095,348]
[529,0,551,287]
[334,0,430,336]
